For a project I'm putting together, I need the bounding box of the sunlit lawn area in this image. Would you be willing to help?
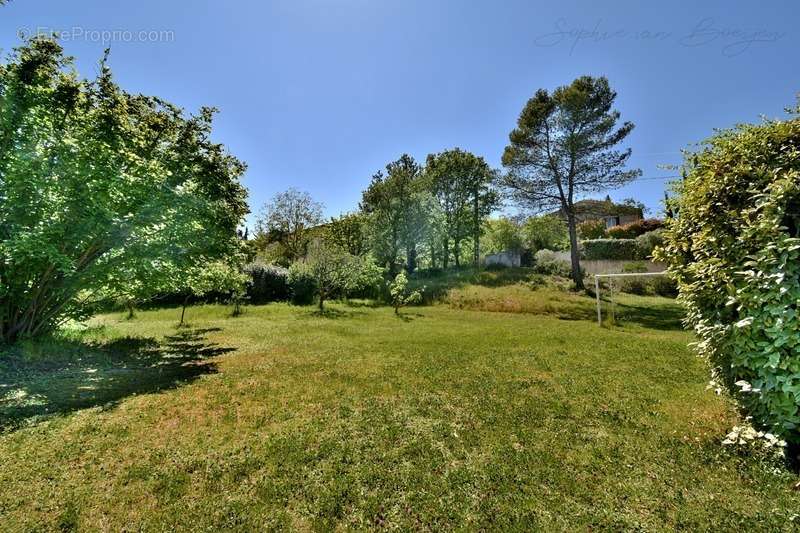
[2,282,799,530]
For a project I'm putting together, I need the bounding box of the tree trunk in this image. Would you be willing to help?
[454,240,461,268]
[126,301,136,320]
[406,245,417,274]
[567,215,584,290]
[318,292,325,311]
[442,238,450,269]
[473,194,480,268]
[179,296,189,326]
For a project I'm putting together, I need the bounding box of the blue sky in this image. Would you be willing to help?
[1,1,797,227]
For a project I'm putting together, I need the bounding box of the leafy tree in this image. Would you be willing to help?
[256,188,323,262]
[176,261,248,326]
[577,219,607,240]
[620,197,649,215]
[303,239,356,311]
[423,199,447,269]
[0,39,248,344]
[500,76,641,289]
[482,218,524,255]
[326,212,367,256]
[360,155,427,274]
[342,255,384,299]
[522,215,569,252]
[425,149,497,268]
[389,271,422,315]
[657,109,800,446]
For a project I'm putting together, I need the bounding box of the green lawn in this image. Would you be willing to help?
[2,282,799,530]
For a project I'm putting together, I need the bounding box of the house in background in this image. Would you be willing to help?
[550,198,644,229]
[484,250,521,268]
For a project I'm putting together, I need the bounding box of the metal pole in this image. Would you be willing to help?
[610,279,615,323]
[595,275,601,326]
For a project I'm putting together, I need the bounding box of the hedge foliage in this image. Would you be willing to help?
[635,229,664,259]
[243,263,290,304]
[532,249,572,277]
[287,263,317,305]
[582,239,639,260]
[577,219,607,240]
[606,218,664,239]
[658,112,800,444]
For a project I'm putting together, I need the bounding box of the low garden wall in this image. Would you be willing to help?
[550,252,666,275]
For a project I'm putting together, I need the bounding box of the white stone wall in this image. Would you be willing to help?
[484,251,521,268]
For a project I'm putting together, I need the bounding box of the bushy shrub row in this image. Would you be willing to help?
[287,263,317,305]
[581,230,664,261]
[577,219,608,240]
[606,218,663,239]
[532,249,573,277]
[582,239,640,260]
[243,263,290,304]
[635,229,664,259]
[657,111,800,445]
[613,273,678,297]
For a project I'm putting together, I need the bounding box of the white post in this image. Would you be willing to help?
[609,279,615,323]
[595,275,601,326]
[592,272,668,327]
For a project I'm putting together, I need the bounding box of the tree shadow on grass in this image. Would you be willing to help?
[615,302,686,331]
[537,294,685,330]
[341,299,383,309]
[395,312,425,323]
[0,328,234,432]
[300,306,369,319]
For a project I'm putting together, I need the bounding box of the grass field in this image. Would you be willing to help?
[2,275,799,530]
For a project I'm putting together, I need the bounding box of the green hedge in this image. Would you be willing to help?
[582,239,639,260]
[243,263,289,303]
[287,263,317,305]
[658,111,800,445]
[607,218,664,239]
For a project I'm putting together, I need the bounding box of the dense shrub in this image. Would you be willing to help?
[657,111,800,445]
[243,263,289,303]
[621,261,648,273]
[287,263,317,305]
[344,258,385,299]
[635,229,664,259]
[578,219,607,240]
[522,215,570,252]
[532,249,572,277]
[649,275,678,298]
[582,239,640,260]
[607,218,664,239]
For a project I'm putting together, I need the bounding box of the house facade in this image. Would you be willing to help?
[550,199,644,229]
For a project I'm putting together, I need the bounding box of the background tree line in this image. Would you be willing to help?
[0,36,640,341]
[251,75,639,290]
[251,149,500,275]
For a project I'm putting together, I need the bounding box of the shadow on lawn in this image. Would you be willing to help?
[395,312,425,322]
[0,328,234,432]
[611,301,685,330]
[539,295,685,330]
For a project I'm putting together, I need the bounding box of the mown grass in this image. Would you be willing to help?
[1,281,799,530]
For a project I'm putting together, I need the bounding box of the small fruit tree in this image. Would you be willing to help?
[389,272,422,315]
[658,108,800,446]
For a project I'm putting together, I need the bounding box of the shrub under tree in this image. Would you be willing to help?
[658,108,800,447]
[582,239,640,261]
